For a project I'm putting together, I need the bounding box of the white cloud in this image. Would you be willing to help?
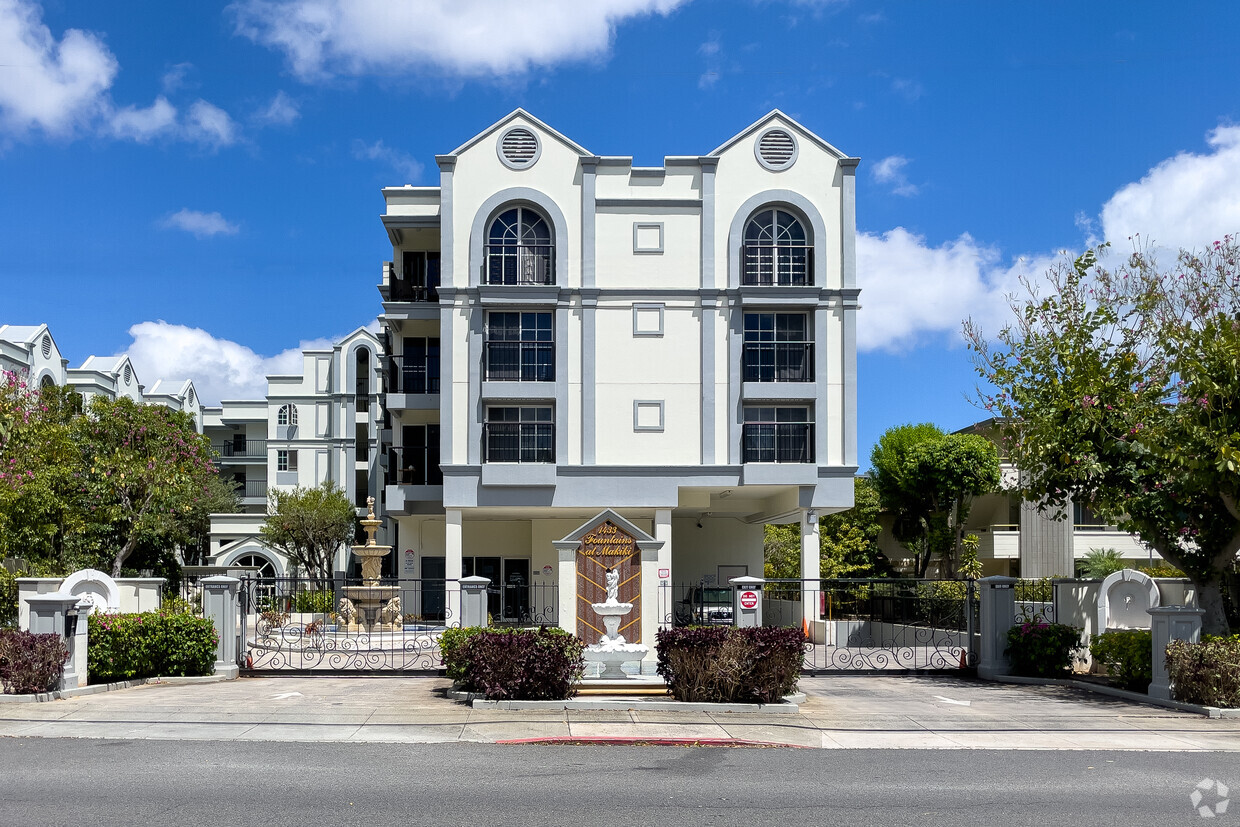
[185,100,237,147]
[1100,124,1240,253]
[161,209,240,238]
[871,154,919,196]
[161,62,193,94]
[255,90,299,125]
[108,96,178,142]
[229,0,688,79]
[0,0,117,136]
[891,77,923,101]
[119,321,374,405]
[353,139,424,181]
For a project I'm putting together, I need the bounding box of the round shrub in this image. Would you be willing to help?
[1005,621,1084,678]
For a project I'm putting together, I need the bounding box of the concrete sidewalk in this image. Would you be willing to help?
[1,674,1238,750]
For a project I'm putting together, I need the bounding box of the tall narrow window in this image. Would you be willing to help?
[276,449,299,472]
[397,251,440,302]
[742,406,813,463]
[484,406,554,463]
[743,207,811,286]
[743,312,813,382]
[485,312,554,381]
[485,206,553,285]
[390,424,442,486]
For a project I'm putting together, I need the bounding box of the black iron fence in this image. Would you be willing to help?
[212,440,267,458]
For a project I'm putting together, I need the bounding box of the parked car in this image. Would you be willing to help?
[675,587,734,626]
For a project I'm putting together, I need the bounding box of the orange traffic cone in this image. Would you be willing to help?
[802,618,809,639]
[958,649,968,669]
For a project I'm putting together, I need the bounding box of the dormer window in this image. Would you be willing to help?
[485,206,553,285]
[277,404,298,426]
[743,207,811,286]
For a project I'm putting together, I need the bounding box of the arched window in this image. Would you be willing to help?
[485,206,553,285]
[742,207,811,286]
[234,553,278,579]
[277,404,298,426]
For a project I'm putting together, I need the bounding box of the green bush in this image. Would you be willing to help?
[0,629,69,694]
[459,627,584,700]
[0,567,17,628]
[1014,578,1053,602]
[1090,629,1152,692]
[1078,548,1127,580]
[1166,637,1240,708]
[439,625,486,682]
[88,611,219,684]
[656,626,806,704]
[1005,621,1084,678]
[158,595,201,616]
[1138,563,1186,578]
[291,590,335,613]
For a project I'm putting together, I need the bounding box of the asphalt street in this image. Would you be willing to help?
[2,738,1238,826]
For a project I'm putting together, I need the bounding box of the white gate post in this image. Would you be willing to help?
[460,576,490,628]
[1147,605,1204,701]
[978,576,1018,680]
[201,575,240,679]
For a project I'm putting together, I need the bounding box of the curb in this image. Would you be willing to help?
[497,736,809,748]
[992,675,1240,718]
[448,688,805,713]
[0,672,234,704]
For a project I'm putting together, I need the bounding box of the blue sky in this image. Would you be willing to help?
[3,0,1240,465]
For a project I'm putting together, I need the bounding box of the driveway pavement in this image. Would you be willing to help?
[1,674,1238,750]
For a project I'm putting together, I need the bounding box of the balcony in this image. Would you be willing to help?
[484,245,554,285]
[387,355,440,394]
[483,423,555,463]
[742,244,813,286]
[385,260,440,303]
[213,440,267,461]
[234,479,267,501]
[741,422,814,463]
[742,342,814,383]
[484,342,554,382]
[386,446,443,486]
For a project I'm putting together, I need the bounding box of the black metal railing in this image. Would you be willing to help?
[387,354,440,394]
[240,480,267,499]
[388,261,440,303]
[387,445,442,486]
[741,422,814,463]
[483,341,555,381]
[742,244,813,286]
[485,244,555,285]
[483,422,555,463]
[213,440,267,458]
[742,342,814,382]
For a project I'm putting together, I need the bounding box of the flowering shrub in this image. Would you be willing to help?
[88,611,218,684]
[1166,637,1240,708]
[0,629,69,694]
[656,626,806,703]
[457,627,584,700]
[1090,629,1152,692]
[1005,621,1084,678]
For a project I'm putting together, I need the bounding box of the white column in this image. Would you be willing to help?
[445,509,463,628]
[978,575,1018,680]
[1147,606,1205,701]
[639,509,672,670]
[557,547,576,635]
[800,510,820,631]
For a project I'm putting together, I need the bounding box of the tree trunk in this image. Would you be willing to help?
[111,535,138,578]
[1196,580,1231,636]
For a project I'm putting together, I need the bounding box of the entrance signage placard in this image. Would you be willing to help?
[575,520,641,645]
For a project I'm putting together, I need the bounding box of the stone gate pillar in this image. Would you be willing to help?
[978,575,1018,680]
[202,576,240,680]
[1147,606,1205,701]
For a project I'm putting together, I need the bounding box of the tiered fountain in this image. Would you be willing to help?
[337,497,401,633]
[582,568,648,679]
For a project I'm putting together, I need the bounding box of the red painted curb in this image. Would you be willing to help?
[496,736,807,748]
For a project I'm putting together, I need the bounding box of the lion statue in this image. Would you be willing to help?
[380,596,402,627]
[337,597,358,626]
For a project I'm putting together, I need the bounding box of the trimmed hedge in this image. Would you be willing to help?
[88,611,218,684]
[656,626,805,704]
[1167,636,1240,709]
[439,625,485,682]
[1005,621,1084,678]
[0,629,69,694]
[1090,629,1152,692]
[0,567,17,628]
[455,627,584,701]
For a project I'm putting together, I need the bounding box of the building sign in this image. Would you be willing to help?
[575,520,641,645]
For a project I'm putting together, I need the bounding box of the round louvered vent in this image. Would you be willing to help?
[498,127,541,170]
[41,333,52,358]
[123,364,132,385]
[756,128,798,171]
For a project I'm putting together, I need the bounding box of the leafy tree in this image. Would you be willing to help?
[870,423,1000,577]
[74,396,223,577]
[965,238,1240,633]
[260,482,356,588]
[764,477,887,579]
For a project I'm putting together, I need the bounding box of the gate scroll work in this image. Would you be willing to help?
[575,521,641,645]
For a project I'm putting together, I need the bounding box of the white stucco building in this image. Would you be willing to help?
[379,110,860,640]
[204,327,385,577]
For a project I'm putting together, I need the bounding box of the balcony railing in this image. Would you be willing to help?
[742,342,814,382]
[742,244,813,286]
[483,423,555,463]
[236,480,267,499]
[484,342,555,382]
[387,446,443,486]
[387,261,440,303]
[387,355,440,394]
[484,245,554,285]
[741,423,815,463]
[213,440,268,459]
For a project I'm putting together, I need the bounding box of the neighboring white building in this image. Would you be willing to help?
[379,110,860,639]
[0,324,201,430]
[204,327,385,578]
